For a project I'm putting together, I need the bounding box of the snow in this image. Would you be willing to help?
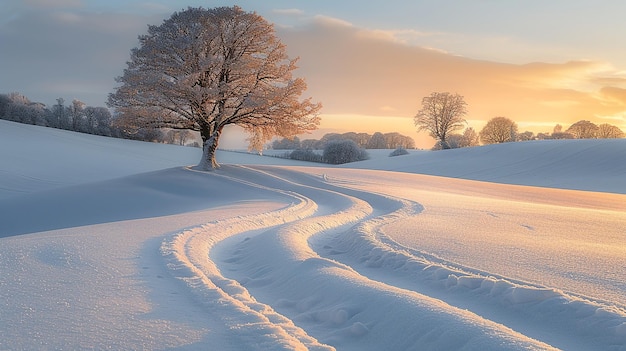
[1,119,625,350]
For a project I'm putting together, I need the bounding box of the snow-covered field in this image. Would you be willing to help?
[1,119,625,350]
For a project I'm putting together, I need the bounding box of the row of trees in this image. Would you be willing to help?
[414,92,625,150]
[271,131,415,150]
[476,117,624,145]
[0,92,197,145]
[0,93,114,137]
[283,139,370,164]
[547,120,624,139]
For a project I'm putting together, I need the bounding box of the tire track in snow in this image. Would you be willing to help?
[319,172,626,351]
[211,166,559,350]
[161,166,335,350]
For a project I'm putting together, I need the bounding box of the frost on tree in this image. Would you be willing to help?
[479,116,518,144]
[414,92,467,150]
[108,6,321,169]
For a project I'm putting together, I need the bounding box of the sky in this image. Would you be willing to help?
[2,0,626,148]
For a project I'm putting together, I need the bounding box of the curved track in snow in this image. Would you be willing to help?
[162,165,626,351]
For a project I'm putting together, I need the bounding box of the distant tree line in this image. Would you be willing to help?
[271,131,415,150]
[475,117,624,146]
[0,92,197,146]
[537,120,625,140]
[413,91,625,150]
[282,139,369,164]
[0,93,115,136]
[437,117,624,150]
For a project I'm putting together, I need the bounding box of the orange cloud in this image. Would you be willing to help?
[600,87,626,104]
[278,18,626,147]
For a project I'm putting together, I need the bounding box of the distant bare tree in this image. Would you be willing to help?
[52,98,70,130]
[355,133,371,148]
[550,132,574,139]
[432,127,478,150]
[479,116,518,144]
[434,134,463,149]
[166,130,193,145]
[272,136,301,149]
[517,131,535,141]
[0,94,11,118]
[366,132,387,149]
[84,106,112,136]
[566,120,598,139]
[7,92,30,105]
[384,132,415,149]
[596,123,624,139]
[461,127,480,147]
[69,99,86,132]
[414,92,467,149]
[300,139,318,149]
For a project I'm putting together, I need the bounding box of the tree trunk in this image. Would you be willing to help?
[440,137,450,150]
[197,128,222,170]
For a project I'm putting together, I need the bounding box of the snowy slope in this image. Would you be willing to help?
[0,120,312,200]
[1,120,625,350]
[345,139,626,194]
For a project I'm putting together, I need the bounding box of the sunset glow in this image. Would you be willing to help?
[2,2,626,348]
[2,1,626,148]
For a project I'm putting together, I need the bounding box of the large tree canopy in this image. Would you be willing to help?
[414,92,467,149]
[108,6,321,169]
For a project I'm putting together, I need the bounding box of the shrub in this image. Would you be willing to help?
[289,148,323,162]
[322,140,369,164]
[389,147,409,157]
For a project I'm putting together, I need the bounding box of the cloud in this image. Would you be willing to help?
[0,8,158,105]
[278,18,626,141]
[312,15,352,28]
[600,87,626,105]
[272,8,305,16]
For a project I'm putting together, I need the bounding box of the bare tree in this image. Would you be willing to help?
[517,131,535,141]
[69,99,86,132]
[461,127,480,147]
[84,106,112,136]
[596,123,624,139]
[384,132,415,149]
[432,134,463,150]
[414,92,467,149]
[272,136,301,150]
[479,116,518,144]
[366,132,387,149]
[166,130,193,145]
[108,6,321,169]
[566,120,598,139]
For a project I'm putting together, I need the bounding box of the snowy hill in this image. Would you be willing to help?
[3,119,624,198]
[1,119,625,351]
[347,139,626,193]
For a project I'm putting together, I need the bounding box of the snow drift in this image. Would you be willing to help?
[1,120,625,350]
